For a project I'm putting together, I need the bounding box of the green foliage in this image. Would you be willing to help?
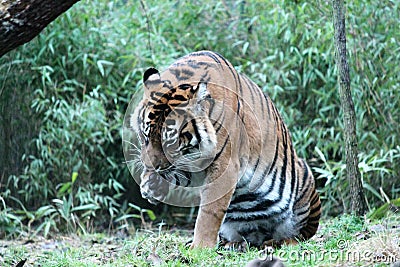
[0,0,399,236]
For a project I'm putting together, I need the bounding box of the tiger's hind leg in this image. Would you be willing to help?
[218,235,248,252]
[262,238,298,249]
[221,241,249,252]
[219,238,298,252]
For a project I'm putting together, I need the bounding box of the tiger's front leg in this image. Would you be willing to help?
[190,165,238,248]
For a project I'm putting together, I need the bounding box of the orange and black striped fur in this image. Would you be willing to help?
[130,51,321,248]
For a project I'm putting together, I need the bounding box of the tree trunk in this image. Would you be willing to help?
[332,0,367,215]
[0,0,80,57]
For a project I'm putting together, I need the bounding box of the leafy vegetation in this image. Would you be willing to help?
[0,0,399,246]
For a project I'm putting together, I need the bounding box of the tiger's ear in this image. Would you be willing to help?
[143,67,161,90]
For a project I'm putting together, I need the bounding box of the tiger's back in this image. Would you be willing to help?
[131,51,321,248]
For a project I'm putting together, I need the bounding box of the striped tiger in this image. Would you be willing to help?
[130,51,321,248]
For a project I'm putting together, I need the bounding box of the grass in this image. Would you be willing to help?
[1,215,399,267]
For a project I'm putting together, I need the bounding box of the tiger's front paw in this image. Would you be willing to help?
[140,173,169,204]
[189,238,218,249]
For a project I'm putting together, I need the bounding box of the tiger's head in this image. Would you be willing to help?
[131,68,217,204]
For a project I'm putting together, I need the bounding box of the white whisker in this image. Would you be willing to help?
[123,139,141,151]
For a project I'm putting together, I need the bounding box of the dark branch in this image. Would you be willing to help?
[0,0,81,57]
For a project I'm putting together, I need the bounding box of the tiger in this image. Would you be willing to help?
[129,50,321,248]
